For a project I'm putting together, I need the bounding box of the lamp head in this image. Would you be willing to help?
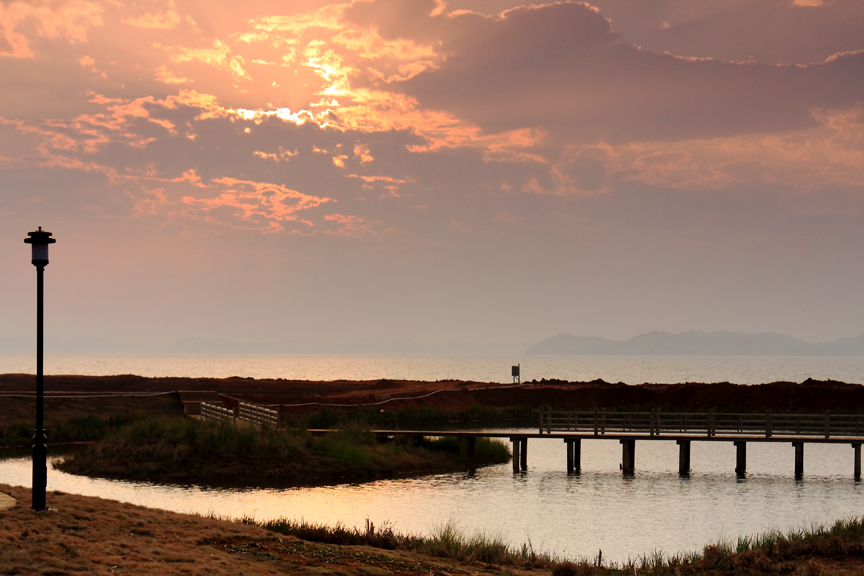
[24,227,56,266]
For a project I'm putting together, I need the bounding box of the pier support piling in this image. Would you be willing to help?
[520,438,528,471]
[735,441,747,476]
[511,437,527,472]
[677,440,691,475]
[794,442,804,478]
[854,443,861,480]
[565,439,581,473]
[620,439,635,474]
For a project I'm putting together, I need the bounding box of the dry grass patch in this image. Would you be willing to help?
[0,484,541,576]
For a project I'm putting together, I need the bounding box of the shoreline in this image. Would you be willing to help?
[3,483,864,575]
[2,374,863,416]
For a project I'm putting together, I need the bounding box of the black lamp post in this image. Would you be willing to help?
[24,227,55,511]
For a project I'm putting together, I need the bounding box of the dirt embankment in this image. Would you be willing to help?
[1,374,862,423]
[0,483,540,576]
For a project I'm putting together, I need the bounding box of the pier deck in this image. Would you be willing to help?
[309,410,864,478]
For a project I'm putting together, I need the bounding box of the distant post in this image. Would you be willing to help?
[24,227,55,511]
[512,363,520,384]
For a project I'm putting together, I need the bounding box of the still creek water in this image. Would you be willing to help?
[2,431,863,563]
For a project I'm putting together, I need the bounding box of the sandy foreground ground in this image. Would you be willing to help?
[0,484,544,576]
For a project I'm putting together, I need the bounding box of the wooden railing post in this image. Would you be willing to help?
[825,410,831,439]
[593,408,599,436]
[766,410,773,438]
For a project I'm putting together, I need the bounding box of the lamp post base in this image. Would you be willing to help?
[32,430,47,511]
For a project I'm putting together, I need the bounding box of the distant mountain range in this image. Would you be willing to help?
[3,331,863,357]
[525,331,864,356]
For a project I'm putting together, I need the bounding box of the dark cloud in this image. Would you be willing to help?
[591,0,864,65]
[396,1,864,142]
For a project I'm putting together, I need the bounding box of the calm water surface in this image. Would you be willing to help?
[1,353,864,384]
[2,432,863,563]
[2,354,864,562]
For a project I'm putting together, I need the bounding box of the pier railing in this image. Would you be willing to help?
[539,409,864,439]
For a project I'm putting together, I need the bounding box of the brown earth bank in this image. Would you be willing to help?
[5,484,864,576]
[2,374,864,423]
[0,484,545,576]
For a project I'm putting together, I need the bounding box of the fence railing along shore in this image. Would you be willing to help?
[200,400,280,428]
[539,409,864,439]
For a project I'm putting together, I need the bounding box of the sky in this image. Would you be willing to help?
[1,0,863,354]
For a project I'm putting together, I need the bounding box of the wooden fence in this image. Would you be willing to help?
[539,409,864,439]
[200,401,235,423]
[237,401,279,428]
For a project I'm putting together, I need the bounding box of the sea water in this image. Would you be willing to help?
[1,353,863,384]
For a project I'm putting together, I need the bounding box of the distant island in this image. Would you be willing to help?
[525,330,864,356]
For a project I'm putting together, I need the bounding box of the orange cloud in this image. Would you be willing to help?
[323,213,380,237]
[123,1,181,30]
[169,39,249,80]
[0,0,102,58]
[155,65,190,85]
[182,177,333,231]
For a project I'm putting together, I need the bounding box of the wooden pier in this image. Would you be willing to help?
[315,410,864,479]
[535,409,864,478]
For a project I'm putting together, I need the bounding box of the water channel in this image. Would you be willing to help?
[2,429,863,563]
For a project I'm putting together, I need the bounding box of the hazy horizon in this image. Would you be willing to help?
[2,0,863,353]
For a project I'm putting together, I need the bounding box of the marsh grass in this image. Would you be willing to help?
[55,415,511,487]
[259,517,558,568]
[425,435,513,462]
[254,515,864,575]
[1,413,145,448]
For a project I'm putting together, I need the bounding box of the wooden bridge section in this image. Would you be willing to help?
[539,409,864,439]
[325,410,864,479]
[537,409,864,478]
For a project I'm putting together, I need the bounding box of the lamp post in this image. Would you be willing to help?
[24,227,55,511]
